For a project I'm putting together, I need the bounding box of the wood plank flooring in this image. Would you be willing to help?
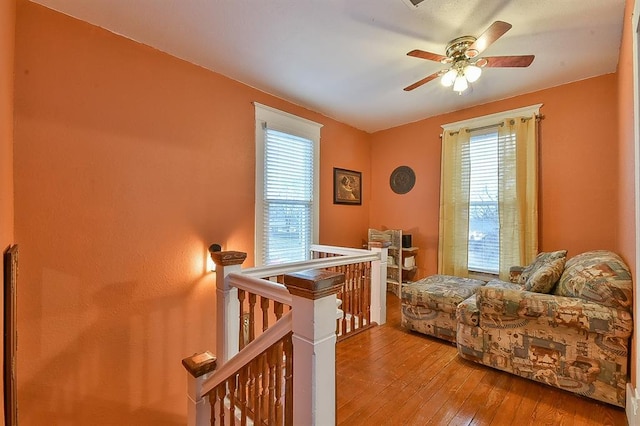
[336,294,628,426]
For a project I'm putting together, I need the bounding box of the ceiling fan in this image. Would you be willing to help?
[404,21,534,94]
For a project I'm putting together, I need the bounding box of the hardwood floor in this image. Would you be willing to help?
[336,294,628,426]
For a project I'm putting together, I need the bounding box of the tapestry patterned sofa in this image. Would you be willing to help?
[401,275,486,342]
[456,250,633,407]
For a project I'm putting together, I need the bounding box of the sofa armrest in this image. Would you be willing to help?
[477,286,633,338]
[509,266,525,284]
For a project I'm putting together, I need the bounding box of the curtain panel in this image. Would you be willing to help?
[438,128,471,277]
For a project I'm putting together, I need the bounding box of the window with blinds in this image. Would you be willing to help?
[261,129,314,265]
[468,129,500,274]
[254,103,322,266]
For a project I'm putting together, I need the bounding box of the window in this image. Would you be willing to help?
[439,104,540,279]
[254,103,322,266]
[468,129,499,274]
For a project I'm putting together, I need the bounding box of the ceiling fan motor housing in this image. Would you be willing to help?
[445,36,477,61]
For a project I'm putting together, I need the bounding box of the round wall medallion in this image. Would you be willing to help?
[390,166,416,194]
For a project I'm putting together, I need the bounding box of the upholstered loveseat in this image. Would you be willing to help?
[456,250,633,407]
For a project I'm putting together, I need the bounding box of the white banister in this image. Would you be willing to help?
[182,351,217,426]
[188,244,386,426]
[368,241,389,325]
[211,250,247,364]
[283,269,345,426]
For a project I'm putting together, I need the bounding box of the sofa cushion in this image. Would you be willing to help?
[554,250,632,311]
[517,250,567,285]
[401,274,485,314]
[525,256,566,293]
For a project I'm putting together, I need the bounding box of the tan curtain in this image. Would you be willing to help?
[497,115,538,280]
[438,128,471,276]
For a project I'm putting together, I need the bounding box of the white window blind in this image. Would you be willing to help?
[262,129,314,264]
[254,103,322,266]
[468,129,499,273]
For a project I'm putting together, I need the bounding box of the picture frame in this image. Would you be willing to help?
[333,168,362,205]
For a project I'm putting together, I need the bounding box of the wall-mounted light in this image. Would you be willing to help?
[208,243,222,271]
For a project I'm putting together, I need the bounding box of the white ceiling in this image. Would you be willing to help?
[30,0,626,133]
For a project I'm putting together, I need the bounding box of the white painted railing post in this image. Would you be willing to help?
[210,250,247,364]
[284,269,345,426]
[368,241,390,325]
[182,351,217,426]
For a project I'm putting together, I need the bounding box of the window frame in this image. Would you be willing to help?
[254,103,322,266]
[441,103,541,277]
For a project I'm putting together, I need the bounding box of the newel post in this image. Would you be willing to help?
[210,250,247,364]
[368,241,390,325]
[284,269,345,426]
[182,351,217,426]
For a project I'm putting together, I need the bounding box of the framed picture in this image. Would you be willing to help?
[333,168,362,205]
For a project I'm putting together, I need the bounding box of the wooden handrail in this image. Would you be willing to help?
[227,273,292,305]
[201,311,293,396]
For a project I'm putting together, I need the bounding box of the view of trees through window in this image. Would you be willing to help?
[468,130,500,274]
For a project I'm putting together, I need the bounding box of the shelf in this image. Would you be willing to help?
[402,247,419,252]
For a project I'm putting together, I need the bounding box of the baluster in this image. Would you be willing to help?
[284,333,293,426]
[274,301,284,320]
[342,264,350,335]
[261,296,270,332]
[239,368,248,426]
[248,293,256,344]
[275,340,284,425]
[252,357,261,425]
[268,345,277,425]
[229,376,237,426]
[208,392,216,426]
[217,385,226,425]
[365,261,372,325]
[349,263,357,332]
[261,352,269,421]
[356,262,363,328]
[248,358,257,418]
[238,289,246,350]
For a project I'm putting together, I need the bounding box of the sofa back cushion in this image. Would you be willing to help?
[554,250,632,311]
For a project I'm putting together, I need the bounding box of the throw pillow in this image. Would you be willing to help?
[517,250,568,285]
[525,257,566,293]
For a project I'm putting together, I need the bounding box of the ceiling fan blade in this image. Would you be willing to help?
[407,49,449,63]
[466,21,512,57]
[481,55,535,68]
[404,72,440,91]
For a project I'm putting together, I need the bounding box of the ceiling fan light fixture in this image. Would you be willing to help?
[463,64,482,83]
[441,69,457,87]
[453,74,468,93]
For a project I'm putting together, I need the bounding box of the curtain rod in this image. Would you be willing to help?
[440,114,544,138]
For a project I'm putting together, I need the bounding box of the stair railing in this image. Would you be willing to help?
[182,243,387,426]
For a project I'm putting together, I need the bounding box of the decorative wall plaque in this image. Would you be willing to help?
[390,166,416,194]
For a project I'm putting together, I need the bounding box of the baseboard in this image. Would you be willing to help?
[627,383,639,426]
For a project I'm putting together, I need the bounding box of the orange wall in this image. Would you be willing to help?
[1,0,15,424]
[617,0,638,395]
[370,74,620,280]
[13,1,369,424]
